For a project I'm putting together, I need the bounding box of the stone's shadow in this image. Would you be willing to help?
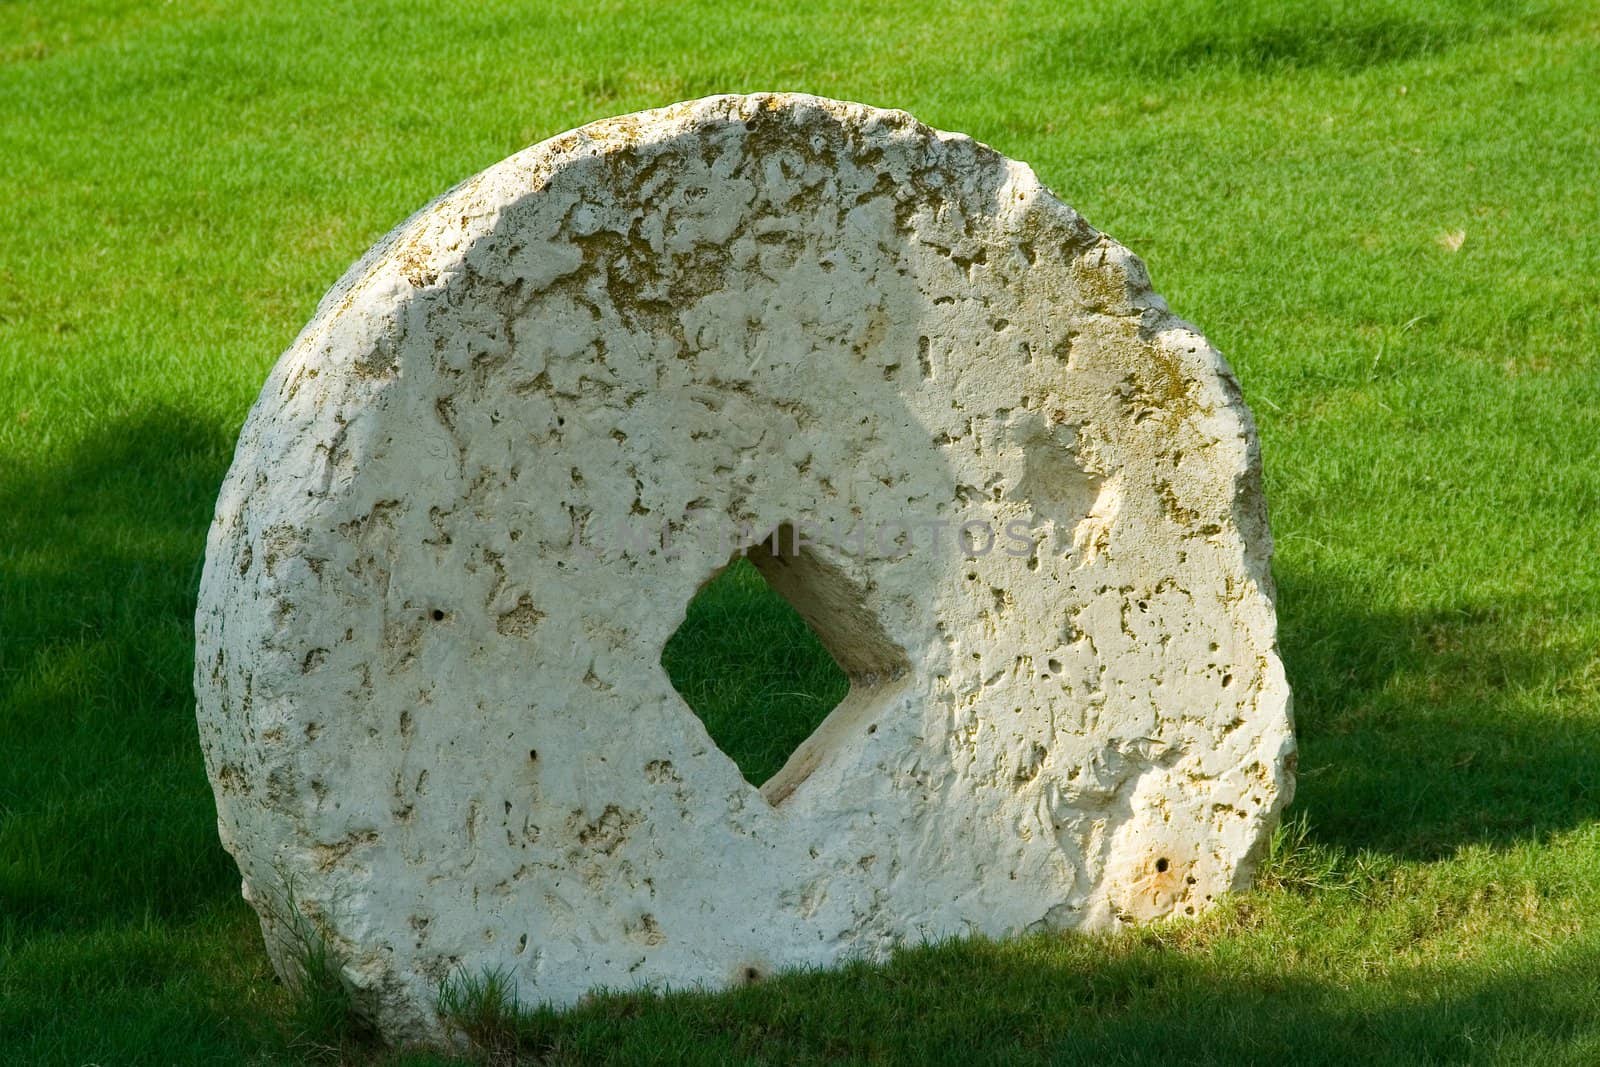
[0,407,240,929]
[498,929,1600,1064]
[1274,563,1600,862]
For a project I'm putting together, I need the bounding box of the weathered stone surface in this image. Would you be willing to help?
[195,93,1294,1043]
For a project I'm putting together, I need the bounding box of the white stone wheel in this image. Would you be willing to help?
[196,93,1294,1044]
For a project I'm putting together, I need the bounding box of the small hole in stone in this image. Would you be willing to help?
[1221,673,1233,688]
[1186,875,1197,885]
[431,608,445,621]
[743,966,763,984]
[1047,658,1063,674]
[528,749,538,762]
[1155,857,1170,873]
[867,723,878,734]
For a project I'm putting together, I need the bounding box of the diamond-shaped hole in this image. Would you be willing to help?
[662,558,847,787]
[661,526,909,803]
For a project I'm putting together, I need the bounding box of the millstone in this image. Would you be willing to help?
[196,93,1295,1043]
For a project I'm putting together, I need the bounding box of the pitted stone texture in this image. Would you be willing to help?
[196,93,1294,1043]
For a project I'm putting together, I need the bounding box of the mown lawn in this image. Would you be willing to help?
[2,0,1598,1063]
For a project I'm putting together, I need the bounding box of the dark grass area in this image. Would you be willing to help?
[423,929,1600,1066]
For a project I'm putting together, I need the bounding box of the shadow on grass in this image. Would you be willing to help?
[0,407,240,930]
[1276,564,1600,861]
[424,929,1600,1066]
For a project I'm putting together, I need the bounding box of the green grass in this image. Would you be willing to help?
[2,0,1598,1062]
[662,559,851,788]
